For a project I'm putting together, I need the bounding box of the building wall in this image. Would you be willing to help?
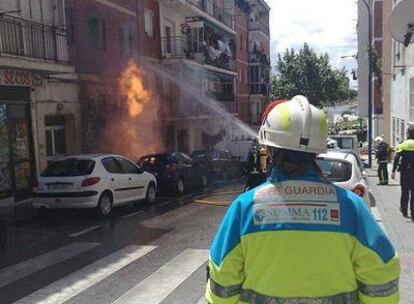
[357,0,370,117]
[382,0,392,143]
[235,5,250,124]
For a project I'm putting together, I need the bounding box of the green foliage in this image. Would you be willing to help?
[370,47,382,89]
[271,43,351,106]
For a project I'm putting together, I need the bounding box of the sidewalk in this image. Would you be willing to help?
[368,167,414,303]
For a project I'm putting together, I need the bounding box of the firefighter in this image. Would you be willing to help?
[244,139,268,191]
[392,125,414,221]
[206,96,400,303]
[375,136,390,185]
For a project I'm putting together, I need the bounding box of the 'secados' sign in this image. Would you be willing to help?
[0,69,45,87]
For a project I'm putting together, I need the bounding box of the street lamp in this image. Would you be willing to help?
[360,0,373,168]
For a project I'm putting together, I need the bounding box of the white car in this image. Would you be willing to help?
[316,151,371,207]
[33,154,157,216]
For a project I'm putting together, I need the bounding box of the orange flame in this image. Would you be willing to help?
[119,61,151,117]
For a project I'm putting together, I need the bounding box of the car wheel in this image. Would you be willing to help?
[176,177,185,196]
[145,182,156,204]
[97,192,113,217]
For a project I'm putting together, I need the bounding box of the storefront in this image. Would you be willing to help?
[0,86,35,203]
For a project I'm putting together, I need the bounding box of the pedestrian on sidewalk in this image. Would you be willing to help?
[206,96,400,304]
[375,136,390,185]
[392,125,414,221]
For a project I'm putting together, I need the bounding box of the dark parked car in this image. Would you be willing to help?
[138,152,207,195]
[191,149,242,181]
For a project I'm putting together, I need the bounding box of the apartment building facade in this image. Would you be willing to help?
[158,0,238,153]
[0,0,79,205]
[389,0,414,147]
[357,0,384,140]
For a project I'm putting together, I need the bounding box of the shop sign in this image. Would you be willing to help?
[0,69,45,88]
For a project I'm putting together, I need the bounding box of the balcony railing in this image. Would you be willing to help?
[0,14,68,63]
[161,36,236,71]
[184,0,234,29]
[249,83,270,96]
[248,20,270,37]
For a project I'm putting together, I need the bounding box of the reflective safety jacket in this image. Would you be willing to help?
[206,168,400,304]
[393,139,414,178]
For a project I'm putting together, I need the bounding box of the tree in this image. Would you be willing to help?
[271,43,351,107]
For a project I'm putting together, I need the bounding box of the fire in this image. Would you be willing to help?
[119,61,151,117]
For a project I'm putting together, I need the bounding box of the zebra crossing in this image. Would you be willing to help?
[0,242,209,304]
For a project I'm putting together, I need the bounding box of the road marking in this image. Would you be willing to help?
[121,211,144,219]
[70,225,101,237]
[14,245,157,304]
[208,191,240,196]
[112,249,208,304]
[194,199,230,207]
[0,242,100,289]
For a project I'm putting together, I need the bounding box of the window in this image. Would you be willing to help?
[101,157,122,174]
[120,25,133,55]
[116,157,140,174]
[45,116,66,159]
[315,159,352,182]
[145,9,154,37]
[410,78,414,121]
[89,16,106,50]
[42,159,95,177]
[65,7,75,45]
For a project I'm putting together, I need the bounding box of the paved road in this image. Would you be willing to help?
[1,174,413,304]
[0,182,241,304]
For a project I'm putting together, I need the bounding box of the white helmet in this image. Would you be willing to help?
[375,136,384,144]
[259,95,328,154]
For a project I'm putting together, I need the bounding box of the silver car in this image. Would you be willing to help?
[316,151,371,207]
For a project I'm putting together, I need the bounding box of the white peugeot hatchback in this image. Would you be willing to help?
[33,154,157,216]
[316,151,371,207]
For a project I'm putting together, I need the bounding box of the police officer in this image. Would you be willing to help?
[375,136,390,185]
[206,96,400,304]
[392,125,414,221]
[244,139,268,191]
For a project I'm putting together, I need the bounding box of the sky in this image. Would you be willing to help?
[268,0,358,87]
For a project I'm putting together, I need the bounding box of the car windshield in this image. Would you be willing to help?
[315,158,352,182]
[139,155,171,169]
[334,138,355,150]
[41,158,95,177]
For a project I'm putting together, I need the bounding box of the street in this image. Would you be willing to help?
[0,182,240,304]
[0,171,414,303]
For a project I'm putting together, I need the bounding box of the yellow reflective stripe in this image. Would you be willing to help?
[320,112,328,136]
[240,289,359,303]
[209,278,241,298]
[357,279,399,297]
[278,103,291,131]
[399,140,414,151]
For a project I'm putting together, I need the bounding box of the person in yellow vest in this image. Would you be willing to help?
[392,124,414,221]
[206,96,400,303]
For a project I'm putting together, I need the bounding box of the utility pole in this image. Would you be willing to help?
[360,0,373,168]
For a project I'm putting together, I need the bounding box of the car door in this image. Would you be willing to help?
[100,157,126,204]
[116,156,146,200]
[179,153,199,184]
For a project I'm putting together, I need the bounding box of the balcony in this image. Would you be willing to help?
[161,36,236,71]
[160,95,236,120]
[159,0,234,30]
[0,14,68,63]
[248,20,270,37]
[249,83,270,96]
